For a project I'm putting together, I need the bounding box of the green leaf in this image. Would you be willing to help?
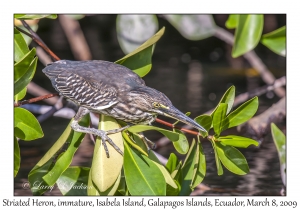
[225,96,258,129]
[127,125,188,154]
[210,139,223,175]
[180,139,203,195]
[225,14,239,29]
[14,137,20,177]
[57,167,90,195]
[14,14,57,19]
[232,15,264,58]
[164,15,215,40]
[14,87,27,102]
[215,142,249,175]
[171,161,183,182]
[123,141,166,195]
[14,57,38,95]
[88,169,121,196]
[115,27,165,77]
[211,85,235,117]
[172,129,189,154]
[212,103,228,136]
[116,14,158,54]
[194,114,212,137]
[218,135,259,148]
[14,107,43,140]
[165,153,179,174]
[90,115,123,193]
[42,116,90,186]
[122,131,148,156]
[261,26,286,56]
[191,137,206,189]
[14,48,36,82]
[271,123,286,185]
[28,115,89,195]
[127,125,180,142]
[14,28,29,62]
[148,151,178,190]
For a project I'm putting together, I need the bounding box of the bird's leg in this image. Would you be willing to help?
[137,133,156,152]
[71,107,128,158]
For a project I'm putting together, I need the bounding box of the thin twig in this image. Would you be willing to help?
[155,118,200,136]
[27,82,59,105]
[14,93,59,107]
[14,26,60,61]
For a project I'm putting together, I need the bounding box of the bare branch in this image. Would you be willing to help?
[14,93,59,107]
[27,82,59,105]
[36,46,52,66]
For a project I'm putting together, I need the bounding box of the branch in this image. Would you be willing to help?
[213,26,285,98]
[155,118,200,136]
[27,82,59,105]
[14,93,59,107]
[14,26,60,61]
[21,20,48,49]
[59,15,92,61]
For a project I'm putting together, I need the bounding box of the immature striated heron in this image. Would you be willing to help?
[43,60,206,157]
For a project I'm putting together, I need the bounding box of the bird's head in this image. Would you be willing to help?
[130,87,206,132]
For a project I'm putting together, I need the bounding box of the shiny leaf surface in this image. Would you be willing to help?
[57,167,90,195]
[271,123,286,185]
[216,142,249,175]
[90,115,123,193]
[225,14,239,29]
[261,26,286,56]
[211,85,235,117]
[115,27,165,77]
[212,103,228,136]
[123,141,166,195]
[219,135,258,148]
[14,14,57,19]
[232,15,263,57]
[14,28,29,62]
[225,96,258,129]
[14,107,43,140]
[14,57,38,95]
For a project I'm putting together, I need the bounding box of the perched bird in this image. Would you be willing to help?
[43,60,206,157]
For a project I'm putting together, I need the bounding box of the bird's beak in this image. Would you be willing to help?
[162,106,207,132]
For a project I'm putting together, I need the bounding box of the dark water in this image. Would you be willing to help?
[14,15,286,196]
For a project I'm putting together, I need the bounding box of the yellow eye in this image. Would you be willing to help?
[153,102,160,108]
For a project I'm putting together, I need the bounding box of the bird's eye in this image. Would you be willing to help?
[153,102,160,108]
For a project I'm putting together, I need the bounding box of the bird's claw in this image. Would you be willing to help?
[95,130,123,158]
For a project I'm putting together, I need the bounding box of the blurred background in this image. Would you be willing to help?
[14,14,286,196]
